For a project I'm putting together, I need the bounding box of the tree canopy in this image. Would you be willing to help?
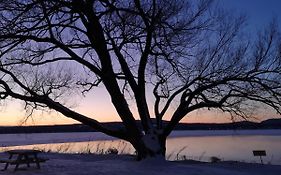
[0,0,280,159]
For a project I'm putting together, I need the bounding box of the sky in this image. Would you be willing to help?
[0,0,281,126]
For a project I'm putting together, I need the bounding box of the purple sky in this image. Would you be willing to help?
[219,0,281,30]
[0,0,281,126]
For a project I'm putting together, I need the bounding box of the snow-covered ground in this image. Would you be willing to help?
[0,153,280,175]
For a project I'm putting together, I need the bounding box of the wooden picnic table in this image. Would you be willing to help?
[0,149,47,171]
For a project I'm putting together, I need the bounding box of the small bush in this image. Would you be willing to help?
[106,147,118,155]
[210,156,221,163]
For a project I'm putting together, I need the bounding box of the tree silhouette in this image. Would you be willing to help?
[0,0,280,160]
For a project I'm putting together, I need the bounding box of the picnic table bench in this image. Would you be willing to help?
[0,149,48,171]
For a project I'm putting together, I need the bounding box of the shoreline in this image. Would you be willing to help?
[1,130,281,147]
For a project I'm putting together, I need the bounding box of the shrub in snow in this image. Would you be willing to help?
[210,156,221,163]
[106,147,118,155]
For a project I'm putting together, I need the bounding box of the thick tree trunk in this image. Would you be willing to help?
[131,132,167,160]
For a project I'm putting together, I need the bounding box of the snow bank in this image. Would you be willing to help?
[0,153,280,175]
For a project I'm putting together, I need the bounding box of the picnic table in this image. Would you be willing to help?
[0,149,48,171]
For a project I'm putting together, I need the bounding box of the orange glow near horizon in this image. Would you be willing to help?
[1,96,278,126]
[0,108,232,126]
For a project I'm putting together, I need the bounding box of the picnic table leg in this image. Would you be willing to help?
[14,155,23,171]
[2,154,13,171]
[14,163,20,171]
[2,163,9,171]
[24,155,30,167]
[34,154,40,169]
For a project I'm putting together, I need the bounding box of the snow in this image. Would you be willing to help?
[0,153,280,175]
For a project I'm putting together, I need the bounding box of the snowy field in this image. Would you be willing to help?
[0,153,280,175]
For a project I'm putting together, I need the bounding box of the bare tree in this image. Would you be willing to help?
[0,0,280,160]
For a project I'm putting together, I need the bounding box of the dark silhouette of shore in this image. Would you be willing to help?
[0,118,280,134]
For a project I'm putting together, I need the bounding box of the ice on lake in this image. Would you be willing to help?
[1,130,281,165]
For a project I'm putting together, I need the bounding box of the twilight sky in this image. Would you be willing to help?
[0,0,281,126]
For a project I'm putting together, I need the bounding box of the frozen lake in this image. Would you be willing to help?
[1,130,281,164]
